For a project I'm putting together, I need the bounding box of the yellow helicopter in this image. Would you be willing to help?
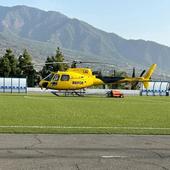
[39,61,157,95]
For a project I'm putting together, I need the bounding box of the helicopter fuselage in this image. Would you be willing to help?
[39,68,104,90]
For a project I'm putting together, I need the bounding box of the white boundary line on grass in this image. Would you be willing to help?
[0,126,170,130]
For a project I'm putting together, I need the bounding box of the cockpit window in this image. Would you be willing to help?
[44,73,54,81]
[61,75,70,81]
[53,74,60,81]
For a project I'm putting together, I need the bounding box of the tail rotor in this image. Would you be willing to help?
[131,68,146,89]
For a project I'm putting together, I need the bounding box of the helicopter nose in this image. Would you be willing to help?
[39,81,49,89]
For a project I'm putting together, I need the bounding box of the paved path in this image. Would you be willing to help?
[0,134,170,170]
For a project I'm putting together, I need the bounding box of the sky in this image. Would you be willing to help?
[0,0,170,46]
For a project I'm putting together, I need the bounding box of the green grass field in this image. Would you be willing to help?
[0,93,170,134]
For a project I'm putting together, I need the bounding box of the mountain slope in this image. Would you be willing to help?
[0,5,170,74]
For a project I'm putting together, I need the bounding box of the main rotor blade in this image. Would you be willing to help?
[76,61,117,66]
[131,69,146,89]
[45,61,70,65]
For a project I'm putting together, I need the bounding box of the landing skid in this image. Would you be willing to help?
[51,90,86,97]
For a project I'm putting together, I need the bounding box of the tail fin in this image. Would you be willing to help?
[143,64,157,79]
[143,64,157,89]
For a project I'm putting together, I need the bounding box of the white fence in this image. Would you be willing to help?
[0,77,27,93]
[27,88,140,96]
[140,82,169,96]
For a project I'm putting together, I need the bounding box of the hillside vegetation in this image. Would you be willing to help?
[0,5,170,74]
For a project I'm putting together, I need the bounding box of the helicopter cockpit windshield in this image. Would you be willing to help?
[44,73,54,81]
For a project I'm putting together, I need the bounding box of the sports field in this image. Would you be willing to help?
[0,93,170,134]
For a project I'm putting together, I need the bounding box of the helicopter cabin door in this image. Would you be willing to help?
[57,74,71,90]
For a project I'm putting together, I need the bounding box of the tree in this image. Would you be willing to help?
[41,47,68,78]
[18,49,36,87]
[18,49,32,73]
[0,48,37,87]
[0,49,17,77]
[0,55,11,77]
[6,49,18,77]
